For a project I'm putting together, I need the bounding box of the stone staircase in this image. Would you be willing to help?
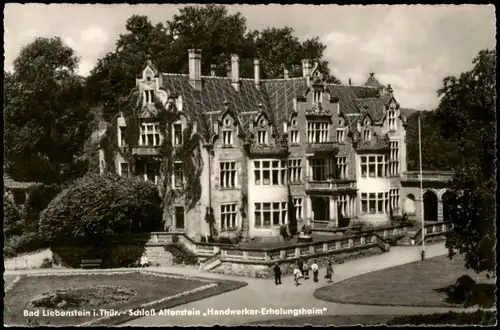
[398,230,417,246]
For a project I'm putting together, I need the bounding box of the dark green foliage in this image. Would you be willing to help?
[4,37,93,184]
[388,310,496,326]
[52,244,147,268]
[24,184,62,232]
[39,174,162,245]
[4,198,24,237]
[437,50,496,275]
[4,232,47,258]
[164,243,198,265]
[40,258,53,269]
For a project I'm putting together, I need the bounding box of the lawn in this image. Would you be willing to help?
[4,271,247,326]
[314,255,493,308]
[4,275,18,289]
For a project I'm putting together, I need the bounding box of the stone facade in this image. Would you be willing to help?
[98,50,419,240]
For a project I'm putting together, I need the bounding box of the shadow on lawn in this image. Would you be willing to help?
[434,274,496,308]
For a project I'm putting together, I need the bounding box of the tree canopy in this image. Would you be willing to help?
[86,4,341,114]
[4,37,93,184]
[435,49,496,275]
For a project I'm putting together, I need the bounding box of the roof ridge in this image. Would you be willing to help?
[326,83,378,89]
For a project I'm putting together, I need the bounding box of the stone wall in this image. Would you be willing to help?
[209,246,383,278]
[144,246,175,267]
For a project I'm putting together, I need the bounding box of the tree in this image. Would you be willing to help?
[39,173,163,245]
[435,49,496,275]
[4,37,93,184]
[405,111,460,171]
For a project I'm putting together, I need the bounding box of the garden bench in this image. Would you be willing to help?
[80,259,102,269]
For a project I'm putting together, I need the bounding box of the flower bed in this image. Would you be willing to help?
[4,270,247,326]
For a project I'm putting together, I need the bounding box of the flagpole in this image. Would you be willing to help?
[418,112,425,261]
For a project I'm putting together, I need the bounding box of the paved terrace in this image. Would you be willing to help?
[6,243,486,326]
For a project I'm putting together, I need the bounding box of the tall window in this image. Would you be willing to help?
[336,157,348,179]
[222,130,233,146]
[363,129,371,141]
[307,121,329,143]
[120,163,130,177]
[390,188,400,210]
[361,192,390,214]
[254,202,287,227]
[174,162,184,188]
[220,161,236,188]
[310,158,327,181]
[140,123,161,146]
[388,109,397,131]
[390,141,399,176]
[290,118,299,144]
[220,204,237,230]
[175,206,185,229]
[173,123,183,146]
[360,155,387,178]
[254,160,286,186]
[293,198,303,220]
[336,128,345,143]
[288,159,302,183]
[313,90,322,104]
[144,90,154,104]
[119,126,127,147]
[257,130,268,144]
[338,195,349,217]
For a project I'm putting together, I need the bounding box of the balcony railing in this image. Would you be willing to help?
[305,178,356,191]
[132,146,160,156]
[305,142,338,153]
[401,171,453,182]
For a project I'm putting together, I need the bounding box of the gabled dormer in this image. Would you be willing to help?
[136,57,161,107]
[287,112,300,145]
[384,96,400,132]
[336,115,347,143]
[216,101,244,147]
[361,115,372,141]
[253,110,273,145]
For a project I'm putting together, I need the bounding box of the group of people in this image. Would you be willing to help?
[273,258,334,286]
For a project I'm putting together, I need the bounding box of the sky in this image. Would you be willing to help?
[4,4,496,110]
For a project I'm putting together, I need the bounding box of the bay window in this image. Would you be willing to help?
[288,159,302,183]
[361,192,391,214]
[360,155,388,178]
[140,123,161,146]
[254,202,287,227]
[307,121,329,143]
[254,160,286,185]
[310,158,327,181]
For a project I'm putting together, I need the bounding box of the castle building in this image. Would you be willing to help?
[99,49,413,239]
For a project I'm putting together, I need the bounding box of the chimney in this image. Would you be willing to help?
[210,64,216,77]
[188,49,202,91]
[284,68,289,79]
[231,54,240,92]
[254,59,261,90]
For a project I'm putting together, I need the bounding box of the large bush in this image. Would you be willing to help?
[4,197,24,237]
[39,174,162,245]
[24,184,62,232]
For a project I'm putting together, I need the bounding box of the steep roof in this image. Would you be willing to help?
[364,72,384,88]
[159,73,395,141]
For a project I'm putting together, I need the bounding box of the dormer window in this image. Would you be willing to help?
[173,123,183,146]
[363,129,371,141]
[388,104,397,131]
[313,90,322,104]
[336,118,346,143]
[144,90,155,104]
[221,117,234,146]
[256,117,269,145]
[290,117,299,144]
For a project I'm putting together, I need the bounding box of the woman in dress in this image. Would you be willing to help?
[325,262,333,283]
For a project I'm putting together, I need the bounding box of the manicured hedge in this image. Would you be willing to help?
[39,173,162,245]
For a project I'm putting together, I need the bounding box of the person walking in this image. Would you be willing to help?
[325,262,334,283]
[311,259,319,282]
[297,257,304,274]
[293,266,303,286]
[303,259,310,280]
[273,263,282,285]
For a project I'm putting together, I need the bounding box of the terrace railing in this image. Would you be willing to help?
[401,171,453,182]
[413,221,453,245]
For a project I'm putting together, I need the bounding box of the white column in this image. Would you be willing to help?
[329,197,335,222]
[306,196,312,222]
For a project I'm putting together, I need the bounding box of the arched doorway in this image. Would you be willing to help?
[442,190,457,222]
[423,190,438,221]
[403,194,416,215]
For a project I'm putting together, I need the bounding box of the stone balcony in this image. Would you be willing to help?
[132,146,161,156]
[401,171,453,183]
[305,142,338,154]
[305,178,356,192]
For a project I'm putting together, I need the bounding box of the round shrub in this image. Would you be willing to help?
[24,184,62,232]
[39,173,162,245]
[4,197,23,237]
